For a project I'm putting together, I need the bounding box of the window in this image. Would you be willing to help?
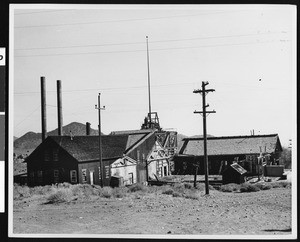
[70,170,77,183]
[98,167,102,180]
[53,149,59,161]
[44,151,50,162]
[29,172,34,183]
[53,170,59,183]
[137,150,140,162]
[82,169,87,183]
[37,170,43,183]
[105,166,110,178]
[128,172,134,184]
[164,166,168,176]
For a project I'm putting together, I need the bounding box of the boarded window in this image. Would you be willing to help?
[53,149,59,161]
[44,151,50,162]
[82,169,87,183]
[37,170,43,183]
[29,172,34,183]
[98,167,102,180]
[53,170,59,183]
[70,170,77,183]
[105,166,110,179]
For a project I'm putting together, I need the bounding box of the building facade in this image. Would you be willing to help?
[25,129,177,187]
[173,134,283,176]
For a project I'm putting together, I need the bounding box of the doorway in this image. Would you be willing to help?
[90,171,94,185]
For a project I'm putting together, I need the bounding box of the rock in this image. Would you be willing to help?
[167,231,172,234]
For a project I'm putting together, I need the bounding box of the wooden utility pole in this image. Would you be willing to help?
[95,93,105,187]
[194,81,216,195]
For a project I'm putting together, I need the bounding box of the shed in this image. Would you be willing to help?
[222,163,247,184]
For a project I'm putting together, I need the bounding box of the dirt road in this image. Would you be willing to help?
[13,187,291,236]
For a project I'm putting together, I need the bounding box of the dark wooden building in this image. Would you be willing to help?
[222,163,247,184]
[25,128,177,187]
[25,132,155,187]
[173,134,283,176]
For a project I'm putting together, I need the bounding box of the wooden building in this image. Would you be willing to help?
[25,129,177,187]
[172,134,283,176]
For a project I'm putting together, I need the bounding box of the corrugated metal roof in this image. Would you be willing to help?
[180,134,281,156]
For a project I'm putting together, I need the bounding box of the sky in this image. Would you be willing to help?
[11,4,296,147]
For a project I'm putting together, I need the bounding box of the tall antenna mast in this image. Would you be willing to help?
[146,36,152,120]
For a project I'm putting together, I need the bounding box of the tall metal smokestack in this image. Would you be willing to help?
[86,122,91,136]
[57,80,63,136]
[41,76,47,141]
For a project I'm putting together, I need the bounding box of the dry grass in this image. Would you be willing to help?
[219,183,241,192]
[13,179,292,204]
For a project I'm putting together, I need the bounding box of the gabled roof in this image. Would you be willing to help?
[48,133,150,162]
[180,134,282,156]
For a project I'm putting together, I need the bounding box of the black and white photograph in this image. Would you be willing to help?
[9,4,296,239]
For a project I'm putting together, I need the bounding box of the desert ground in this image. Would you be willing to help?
[13,180,292,236]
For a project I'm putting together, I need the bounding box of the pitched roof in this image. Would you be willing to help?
[110,129,154,135]
[49,133,149,162]
[180,134,282,156]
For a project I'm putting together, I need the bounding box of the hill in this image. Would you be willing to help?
[14,122,99,154]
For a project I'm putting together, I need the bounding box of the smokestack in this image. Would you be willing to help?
[86,122,91,136]
[57,80,63,136]
[41,76,47,141]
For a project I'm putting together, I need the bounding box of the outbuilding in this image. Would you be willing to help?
[222,163,247,184]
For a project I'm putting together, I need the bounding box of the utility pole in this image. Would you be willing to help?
[95,93,105,187]
[193,81,216,195]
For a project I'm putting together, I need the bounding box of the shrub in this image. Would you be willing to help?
[57,182,71,188]
[172,192,181,197]
[162,188,174,195]
[30,185,54,195]
[14,184,31,200]
[220,183,241,192]
[112,187,128,198]
[100,187,113,198]
[46,189,73,204]
[254,183,272,190]
[277,181,291,188]
[240,183,260,193]
[268,181,291,189]
[184,183,193,189]
[184,190,201,200]
[196,183,215,191]
[128,183,148,193]
[172,183,185,193]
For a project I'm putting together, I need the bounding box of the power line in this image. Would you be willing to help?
[14,105,40,128]
[14,82,197,95]
[14,39,289,58]
[14,10,248,29]
[15,31,288,51]
[15,9,73,15]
